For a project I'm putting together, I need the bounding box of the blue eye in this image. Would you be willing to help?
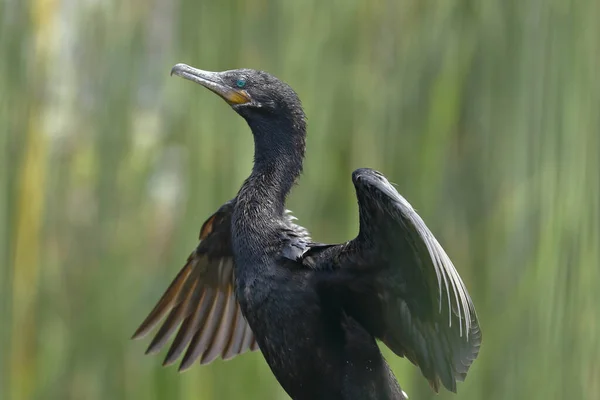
[236,78,246,88]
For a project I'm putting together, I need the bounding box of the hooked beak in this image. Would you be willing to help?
[170,63,251,105]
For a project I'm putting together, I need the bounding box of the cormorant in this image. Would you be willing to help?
[132,63,481,400]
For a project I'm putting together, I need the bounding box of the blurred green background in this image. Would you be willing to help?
[1,0,599,399]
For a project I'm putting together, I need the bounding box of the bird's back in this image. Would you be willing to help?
[233,232,406,400]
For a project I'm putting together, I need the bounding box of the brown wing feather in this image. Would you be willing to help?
[132,263,194,339]
[221,306,247,360]
[132,200,260,371]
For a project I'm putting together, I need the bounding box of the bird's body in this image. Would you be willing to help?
[227,109,403,399]
[133,64,481,400]
[231,204,404,400]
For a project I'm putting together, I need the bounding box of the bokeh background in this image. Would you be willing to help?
[2,0,599,399]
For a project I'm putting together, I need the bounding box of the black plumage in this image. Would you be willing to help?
[132,63,481,400]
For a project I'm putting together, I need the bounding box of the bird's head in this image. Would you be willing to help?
[171,63,305,131]
[171,63,307,184]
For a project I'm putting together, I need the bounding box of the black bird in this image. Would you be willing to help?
[133,63,481,400]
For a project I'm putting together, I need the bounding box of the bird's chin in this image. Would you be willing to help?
[231,102,249,114]
[231,101,264,118]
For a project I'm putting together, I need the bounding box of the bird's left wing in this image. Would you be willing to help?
[302,169,481,393]
[132,200,259,371]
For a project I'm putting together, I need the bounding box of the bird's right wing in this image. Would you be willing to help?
[132,200,259,371]
[303,169,481,392]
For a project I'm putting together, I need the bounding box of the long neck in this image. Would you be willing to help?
[239,114,306,216]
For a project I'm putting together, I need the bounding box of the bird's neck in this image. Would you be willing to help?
[239,115,306,217]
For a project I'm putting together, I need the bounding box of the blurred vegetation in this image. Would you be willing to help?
[1,0,599,399]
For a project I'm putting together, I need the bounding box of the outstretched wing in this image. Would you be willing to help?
[305,168,481,392]
[132,200,259,371]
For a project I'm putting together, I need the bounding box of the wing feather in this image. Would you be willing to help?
[132,200,260,371]
[306,169,481,393]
